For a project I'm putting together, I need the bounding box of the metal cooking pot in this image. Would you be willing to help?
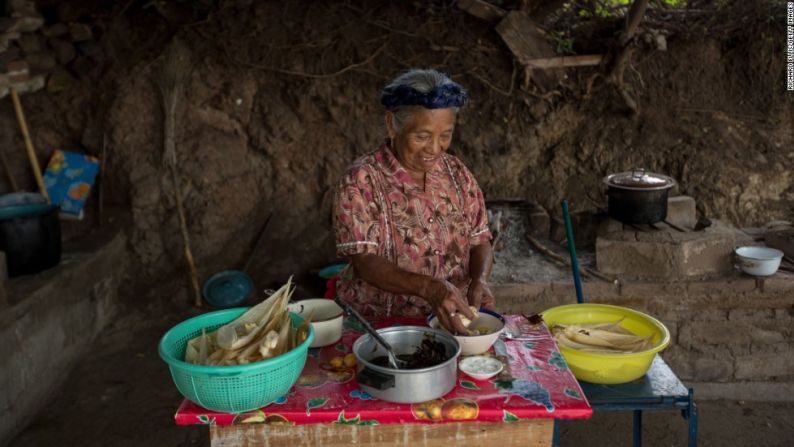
[352,326,460,404]
[603,169,676,225]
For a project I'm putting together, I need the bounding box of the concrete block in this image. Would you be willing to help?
[596,225,734,280]
[667,195,697,229]
[735,352,794,380]
[692,356,734,382]
[597,217,624,236]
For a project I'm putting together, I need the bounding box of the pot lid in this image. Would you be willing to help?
[604,169,676,190]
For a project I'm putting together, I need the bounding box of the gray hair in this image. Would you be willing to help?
[383,68,462,133]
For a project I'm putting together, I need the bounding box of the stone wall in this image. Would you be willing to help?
[0,229,128,446]
[493,273,794,401]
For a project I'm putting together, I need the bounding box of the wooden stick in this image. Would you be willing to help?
[9,88,49,202]
[524,54,604,69]
[526,234,590,279]
[169,163,202,307]
[526,234,617,283]
[0,149,18,191]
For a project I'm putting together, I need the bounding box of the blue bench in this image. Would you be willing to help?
[553,355,698,446]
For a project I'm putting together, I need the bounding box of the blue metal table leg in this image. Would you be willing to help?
[633,410,643,447]
[687,388,698,447]
[552,419,561,447]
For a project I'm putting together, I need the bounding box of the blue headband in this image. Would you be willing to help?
[380,83,469,110]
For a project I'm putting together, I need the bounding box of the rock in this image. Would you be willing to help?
[46,69,77,93]
[24,52,56,71]
[8,15,44,33]
[76,40,102,59]
[0,17,14,33]
[0,47,22,68]
[18,32,44,53]
[41,23,68,38]
[13,73,45,93]
[0,31,21,52]
[68,23,93,42]
[48,38,76,64]
[5,0,37,15]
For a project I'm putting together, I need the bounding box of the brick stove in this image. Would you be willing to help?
[596,196,736,280]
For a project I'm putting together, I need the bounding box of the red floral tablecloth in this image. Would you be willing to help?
[175,316,592,426]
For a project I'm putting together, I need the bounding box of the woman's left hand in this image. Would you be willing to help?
[467,278,495,310]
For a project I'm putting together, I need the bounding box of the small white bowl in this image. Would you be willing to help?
[287,299,343,347]
[459,356,503,381]
[735,246,784,277]
[427,309,505,356]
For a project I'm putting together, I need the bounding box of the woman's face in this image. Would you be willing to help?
[387,108,456,175]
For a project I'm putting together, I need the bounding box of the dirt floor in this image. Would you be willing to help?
[8,303,794,447]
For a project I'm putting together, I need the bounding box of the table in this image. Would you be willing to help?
[175,316,592,446]
[552,355,698,447]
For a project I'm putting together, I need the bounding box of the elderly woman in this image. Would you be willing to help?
[333,69,494,334]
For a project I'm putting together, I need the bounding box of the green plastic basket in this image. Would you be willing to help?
[158,307,314,413]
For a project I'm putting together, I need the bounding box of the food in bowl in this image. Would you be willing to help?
[459,355,503,380]
[550,319,653,353]
[542,303,670,384]
[734,246,784,276]
[287,298,344,347]
[427,309,505,355]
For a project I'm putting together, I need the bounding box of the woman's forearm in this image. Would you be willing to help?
[349,253,434,298]
[469,242,493,283]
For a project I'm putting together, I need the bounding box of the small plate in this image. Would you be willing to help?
[459,355,503,381]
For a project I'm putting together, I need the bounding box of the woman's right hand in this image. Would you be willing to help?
[423,279,476,335]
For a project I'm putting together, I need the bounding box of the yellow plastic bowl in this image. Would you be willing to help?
[542,303,670,384]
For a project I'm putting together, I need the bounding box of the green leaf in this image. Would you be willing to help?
[197,414,216,425]
[503,410,520,423]
[492,379,514,390]
[460,380,480,390]
[335,410,379,425]
[564,388,583,400]
[335,343,348,353]
[306,397,329,415]
[335,410,361,425]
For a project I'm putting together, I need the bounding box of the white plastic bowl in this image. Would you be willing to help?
[287,299,343,347]
[427,309,505,356]
[459,355,503,381]
[735,246,784,276]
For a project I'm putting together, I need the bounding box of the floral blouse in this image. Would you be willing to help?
[333,144,491,317]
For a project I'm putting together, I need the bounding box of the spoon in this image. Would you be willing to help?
[334,297,405,369]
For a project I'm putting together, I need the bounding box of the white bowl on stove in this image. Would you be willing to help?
[734,246,783,276]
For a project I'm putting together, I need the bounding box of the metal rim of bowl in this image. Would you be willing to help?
[352,325,461,374]
[734,246,784,261]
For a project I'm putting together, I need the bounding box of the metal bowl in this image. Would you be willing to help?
[735,246,783,276]
[352,326,460,403]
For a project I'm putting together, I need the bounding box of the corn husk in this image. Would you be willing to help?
[185,277,298,366]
